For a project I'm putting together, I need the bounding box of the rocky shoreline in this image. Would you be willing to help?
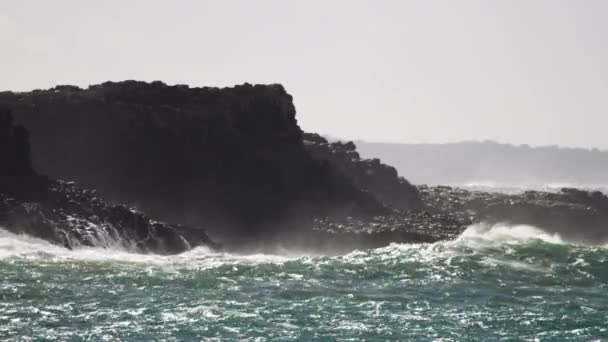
[304,184,608,251]
[419,185,608,244]
[0,179,219,253]
[1,81,607,254]
[0,108,217,254]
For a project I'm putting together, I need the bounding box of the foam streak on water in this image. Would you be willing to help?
[1,224,607,341]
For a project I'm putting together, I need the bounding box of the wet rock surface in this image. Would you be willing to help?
[0,180,218,254]
[419,185,608,244]
[307,185,608,251]
[0,109,216,254]
[307,211,471,253]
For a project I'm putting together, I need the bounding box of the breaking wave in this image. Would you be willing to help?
[1,224,607,339]
[0,222,603,267]
[0,226,294,266]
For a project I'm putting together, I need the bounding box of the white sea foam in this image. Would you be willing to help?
[0,227,171,263]
[0,227,297,267]
[0,228,68,259]
[0,222,589,269]
[457,223,564,245]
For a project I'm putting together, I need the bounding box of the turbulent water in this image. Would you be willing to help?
[2,224,608,341]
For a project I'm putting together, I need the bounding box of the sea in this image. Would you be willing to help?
[1,184,607,341]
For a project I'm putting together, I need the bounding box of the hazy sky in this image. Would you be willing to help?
[1,1,607,148]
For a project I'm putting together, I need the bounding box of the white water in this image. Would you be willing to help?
[0,226,299,268]
[0,222,582,267]
[458,223,565,245]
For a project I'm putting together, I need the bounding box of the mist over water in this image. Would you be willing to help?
[2,221,608,340]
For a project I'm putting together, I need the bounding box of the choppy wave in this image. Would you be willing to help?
[0,227,296,267]
[0,223,592,263]
[1,224,607,340]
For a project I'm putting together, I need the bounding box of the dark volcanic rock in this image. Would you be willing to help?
[419,185,608,244]
[4,80,606,253]
[0,108,36,191]
[0,180,218,253]
[0,109,217,254]
[303,133,422,211]
[0,81,413,245]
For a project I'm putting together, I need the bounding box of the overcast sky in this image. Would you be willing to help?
[1,1,607,148]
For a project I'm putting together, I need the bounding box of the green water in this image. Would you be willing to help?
[1,224,607,341]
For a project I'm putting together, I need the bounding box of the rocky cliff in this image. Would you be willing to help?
[303,133,422,211]
[0,108,217,254]
[3,81,607,252]
[0,108,36,191]
[0,81,420,246]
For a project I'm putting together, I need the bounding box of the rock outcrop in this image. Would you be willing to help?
[420,185,608,244]
[3,81,607,253]
[303,133,422,211]
[0,109,217,254]
[0,81,418,247]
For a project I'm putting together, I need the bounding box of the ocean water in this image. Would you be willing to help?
[1,224,607,341]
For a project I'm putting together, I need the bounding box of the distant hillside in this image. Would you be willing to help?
[355,140,608,186]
